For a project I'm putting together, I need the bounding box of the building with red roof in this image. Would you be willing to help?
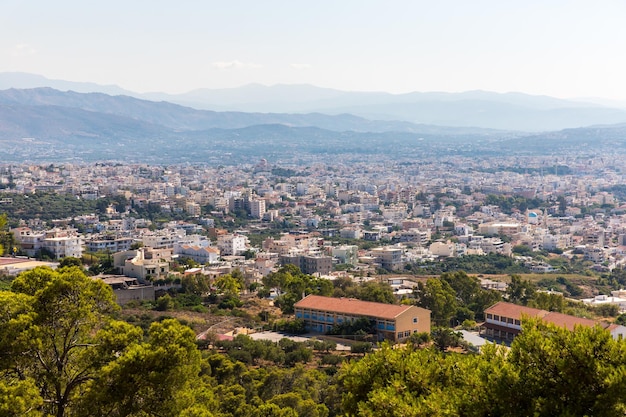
[294,294,430,342]
[481,301,626,342]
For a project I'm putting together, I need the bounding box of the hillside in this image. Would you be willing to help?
[2,87,626,163]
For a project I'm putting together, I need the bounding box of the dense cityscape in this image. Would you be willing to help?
[3,154,626,277]
[3,153,626,415]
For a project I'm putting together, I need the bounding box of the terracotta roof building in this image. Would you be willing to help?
[294,295,430,342]
[481,301,626,342]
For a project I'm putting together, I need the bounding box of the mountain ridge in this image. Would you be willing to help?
[1,84,626,164]
[3,72,626,131]
[0,87,501,134]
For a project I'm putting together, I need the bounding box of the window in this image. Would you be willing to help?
[500,316,506,322]
[486,313,493,320]
[514,319,521,326]
[413,317,418,323]
[493,315,500,321]
[507,318,513,324]
[398,332,403,339]
[404,331,410,337]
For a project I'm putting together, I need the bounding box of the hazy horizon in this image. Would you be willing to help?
[3,1,626,100]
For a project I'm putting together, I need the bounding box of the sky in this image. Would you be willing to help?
[2,0,626,99]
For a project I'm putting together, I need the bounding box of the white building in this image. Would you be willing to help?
[581,292,626,312]
[42,236,83,259]
[141,231,181,249]
[175,245,220,265]
[12,227,83,259]
[217,233,249,256]
[332,245,359,266]
[11,227,45,257]
[86,236,134,253]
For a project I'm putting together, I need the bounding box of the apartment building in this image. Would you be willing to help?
[217,233,249,256]
[371,247,403,271]
[249,199,266,219]
[280,254,333,275]
[294,295,430,342]
[12,227,83,259]
[11,227,45,257]
[85,236,134,253]
[332,245,359,266]
[141,232,179,249]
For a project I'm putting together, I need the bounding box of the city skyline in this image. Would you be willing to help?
[3,1,626,100]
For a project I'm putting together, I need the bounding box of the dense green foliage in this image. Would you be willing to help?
[414,272,501,325]
[0,191,191,225]
[0,214,13,256]
[484,193,545,214]
[411,253,530,275]
[599,267,626,291]
[0,267,203,417]
[328,317,377,340]
[0,266,339,416]
[0,192,100,223]
[261,265,334,314]
[339,319,626,416]
[3,266,626,416]
[332,278,396,304]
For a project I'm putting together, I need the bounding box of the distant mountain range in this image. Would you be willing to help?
[0,87,510,163]
[1,78,626,163]
[145,85,626,132]
[3,72,626,131]
[0,87,495,135]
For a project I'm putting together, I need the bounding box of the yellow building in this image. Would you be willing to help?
[294,295,430,342]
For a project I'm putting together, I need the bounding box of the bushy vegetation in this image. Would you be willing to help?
[413,271,501,325]
[484,193,545,214]
[2,266,626,416]
[332,277,396,304]
[340,319,626,416]
[410,253,530,275]
[327,317,377,340]
[261,265,334,314]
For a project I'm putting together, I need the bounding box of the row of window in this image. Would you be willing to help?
[296,311,350,324]
[485,328,515,340]
[295,309,397,329]
[397,330,418,339]
[377,322,396,331]
[486,313,521,326]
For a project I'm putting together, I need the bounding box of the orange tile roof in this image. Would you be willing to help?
[486,301,610,332]
[542,312,598,331]
[485,301,548,320]
[294,295,421,320]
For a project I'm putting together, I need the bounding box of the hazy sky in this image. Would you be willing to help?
[3,1,626,99]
